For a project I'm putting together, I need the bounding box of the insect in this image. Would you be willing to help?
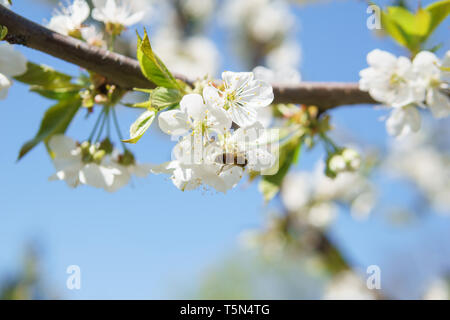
[214,152,248,175]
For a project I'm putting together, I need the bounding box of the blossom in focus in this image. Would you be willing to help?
[47,0,90,37]
[0,42,27,100]
[158,92,231,138]
[92,0,149,33]
[253,65,301,128]
[204,71,274,127]
[150,137,244,193]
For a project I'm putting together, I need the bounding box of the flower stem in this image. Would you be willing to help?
[88,108,105,143]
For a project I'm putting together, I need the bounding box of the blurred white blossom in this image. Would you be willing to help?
[0,42,27,100]
[360,49,450,138]
[323,271,376,300]
[281,162,376,223]
[385,130,450,214]
[48,135,151,192]
[47,0,90,36]
[92,0,150,30]
[423,278,449,300]
[152,28,219,79]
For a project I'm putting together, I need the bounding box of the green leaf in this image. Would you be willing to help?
[18,98,81,160]
[259,135,303,202]
[30,85,81,101]
[14,62,83,100]
[14,62,72,87]
[150,87,182,110]
[387,7,430,37]
[123,110,156,144]
[122,100,152,109]
[425,0,450,36]
[381,10,410,47]
[136,30,180,90]
[0,26,8,41]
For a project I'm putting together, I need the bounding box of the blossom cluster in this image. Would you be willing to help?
[152,71,278,193]
[281,161,376,226]
[360,49,450,138]
[49,135,152,192]
[47,0,151,42]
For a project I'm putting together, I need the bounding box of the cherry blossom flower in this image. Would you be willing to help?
[359,49,424,108]
[81,25,106,48]
[48,135,119,189]
[158,91,231,138]
[105,150,153,192]
[0,43,27,100]
[204,71,274,127]
[47,0,90,37]
[413,51,450,118]
[48,135,150,192]
[92,0,149,33]
[150,137,243,193]
[385,106,421,137]
[253,65,301,127]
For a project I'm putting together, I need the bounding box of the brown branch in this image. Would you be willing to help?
[0,6,377,109]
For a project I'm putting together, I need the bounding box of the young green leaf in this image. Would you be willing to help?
[123,109,156,144]
[136,30,180,90]
[14,62,72,87]
[18,97,81,160]
[425,0,450,36]
[381,10,410,48]
[0,26,8,41]
[150,87,182,110]
[30,85,82,101]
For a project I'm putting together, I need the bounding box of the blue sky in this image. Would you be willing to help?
[0,0,449,299]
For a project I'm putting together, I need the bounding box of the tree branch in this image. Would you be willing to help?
[0,6,377,109]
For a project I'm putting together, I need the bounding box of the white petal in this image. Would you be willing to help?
[222,71,253,91]
[366,49,397,69]
[48,135,78,156]
[244,80,274,109]
[229,104,258,127]
[180,93,206,121]
[386,107,421,137]
[0,73,11,100]
[203,86,224,108]
[206,104,232,134]
[0,43,27,77]
[158,109,189,136]
[427,88,450,118]
[79,164,118,189]
[72,0,91,26]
